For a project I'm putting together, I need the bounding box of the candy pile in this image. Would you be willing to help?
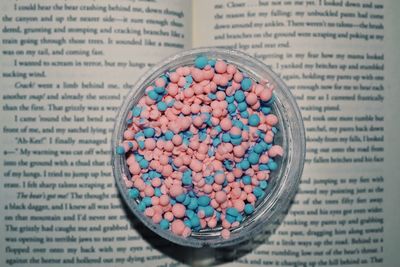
[116,55,283,239]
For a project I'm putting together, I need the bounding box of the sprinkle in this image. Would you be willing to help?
[195,55,208,69]
[148,90,158,100]
[143,128,155,138]
[241,78,252,91]
[244,204,254,215]
[248,114,260,127]
[234,90,245,102]
[116,146,125,155]
[198,195,211,206]
[160,219,170,230]
[157,102,168,111]
[129,188,139,198]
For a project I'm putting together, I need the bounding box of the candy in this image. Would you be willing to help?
[248,114,260,127]
[241,77,252,91]
[195,56,208,69]
[116,55,284,239]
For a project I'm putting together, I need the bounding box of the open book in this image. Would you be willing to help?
[1,0,399,266]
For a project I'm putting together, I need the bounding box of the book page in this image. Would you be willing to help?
[0,0,192,266]
[193,0,400,266]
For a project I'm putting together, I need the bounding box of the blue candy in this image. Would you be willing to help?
[226,95,234,103]
[216,211,221,221]
[139,159,149,169]
[248,152,260,164]
[259,164,269,171]
[167,100,175,107]
[198,195,211,206]
[184,219,192,228]
[176,194,186,202]
[138,140,145,150]
[233,120,244,129]
[212,138,221,147]
[241,111,249,118]
[186,209,195,218]
[226,214,236,224]
[222,133,231,142]
[248,114,260,126]
[134,153,143,161]
[244,204,254,215]
[266,94,275,105]
[253,187,264,198]
[227,103,236,113]
[205,175,214,184]
[148,90,158,100]
[226,207,239,217]
[195,55,208,69]
[116,146,125,155]
[154,86,165,94]
[239,159,250,170]
[160,75,168,83]
[157,102,167,111]
[260,141,269,149]
[261,107,271,115]
[160,219,170,230]
[135,131,144,139]
[186,75,193,84]
[129,188,139,198]
[188,198,198,210]
[164,130,174,140]
[254,144,264,154]
[190,216,200,227]
[268,160,278,171]
[208,59,216,67]
[237,102,247,112]
[224,160,233,171]
[259,180,268,189]
[143,197,152,206]
[234,90,245,102]
[199,132,207,141]
[214,125,222,133]
[154,188,161,197]
[132,106,142,117]
[182,175,192,186]
[241,78,252,90]
[143,128,155,137]
[208,93,217,100]
[231,137,242,146]
[138,201,146,212]
[203,206,214,217]
[242,175,251,185]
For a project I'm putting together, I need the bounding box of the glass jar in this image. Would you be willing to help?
[111,47,306,248]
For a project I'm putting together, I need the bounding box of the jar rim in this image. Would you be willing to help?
[111,47,306,248]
